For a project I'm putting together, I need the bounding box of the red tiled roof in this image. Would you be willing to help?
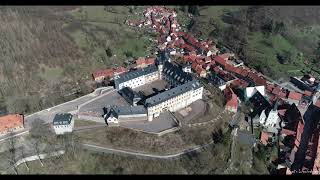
[288,91,303,101]
[214,55,227,66]
[231,79,249,89]
[219,53,232,60]
[272,86,281,95]
[212,66,221,73]
[278,91,287,98]
[195,64,206,75]
[281,129,296,136]
[189,51,197,56]
[92,69,114,80]
[191,62,198,70]
[204,57,212,63]
[260,131,271,145]
[136,57,146,65]
[268,94,277,103]
[114,66,127,74]
[224,64,238,73]
[266,84,275,92]
[0,114,24,133]
[303,90,313,97]
[240,69,249,77]
[224,87,238,110]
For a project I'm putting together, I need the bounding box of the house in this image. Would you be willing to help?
[287,91,303,105]
[52,113,74,135]
[245,86,266,99]
[113,66,128,76]
[136,57,156,69]
[145,80,203,121]
[224,87,238,113]
[104,105,148,125]
[249,91,271,118]
[92,69,114,82]
[214,55,227,67]
[259,107,281,134]
[208,73,227,90]
[0,114,24,135]
[194,65,207,78]
[182,62,192,73]
[260,131,273,145]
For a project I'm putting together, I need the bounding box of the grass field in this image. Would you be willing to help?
[65,6,156,70]
[39,65,64,82]
[74,119,101,128]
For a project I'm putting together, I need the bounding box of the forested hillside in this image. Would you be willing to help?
[187,6,320,80]
[0,6,155,115]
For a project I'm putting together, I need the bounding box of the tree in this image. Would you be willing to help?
[274,21,286,35]
[277,50,294,65]
[5,131,18,174]
[29,118,49,141]
[106,47,113,57]
[188,6,200,16]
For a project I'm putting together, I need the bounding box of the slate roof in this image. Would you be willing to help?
[163,61,193,84]
[107,106,147,119]
[144,80,202,107]
[115,65,158,88]
[53,113,73,126]
[118,87,142,105]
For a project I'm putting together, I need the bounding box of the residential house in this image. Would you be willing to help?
[245,86,266,100]
[224,87,238,113]
[92,69,114,82]
[287,91,303,105]
[53,113,74,135]
[0,114,24,135]
[104,105,148,125]
[260,131,274,145]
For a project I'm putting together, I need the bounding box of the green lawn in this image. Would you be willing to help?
[64,6,156,70]
[245,32,305,78]
[74,119,101,128]
[39,65,64,82]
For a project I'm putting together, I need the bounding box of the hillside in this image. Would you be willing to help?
[188,6,320,80]
[0,6,156,115]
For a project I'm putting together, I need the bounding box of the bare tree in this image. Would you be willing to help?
[5,131,18,174]
[20,146,29,172]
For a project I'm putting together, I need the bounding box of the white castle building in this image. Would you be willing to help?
[110,51,203,123]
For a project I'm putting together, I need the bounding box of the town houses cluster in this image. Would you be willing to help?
[0,6,320,175]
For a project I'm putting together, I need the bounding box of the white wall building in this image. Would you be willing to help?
[145,80,203,121]
[115,65,159,90]
[53,113,74,135]
[113,56,204,122]
[104,106,148,125]
[245,86,266,99]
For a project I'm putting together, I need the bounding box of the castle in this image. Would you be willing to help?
[105,51,203,124]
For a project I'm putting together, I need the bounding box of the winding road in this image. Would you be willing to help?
[81,140,214,160]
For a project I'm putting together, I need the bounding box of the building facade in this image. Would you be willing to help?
[53,113,74,135]
[104,106,148,125]
[115,65,159,90]
[112,52,204,122]
[145,80,203,121]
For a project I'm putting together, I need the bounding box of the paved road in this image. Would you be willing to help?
[82,140,214,160]
[0,87,113,142]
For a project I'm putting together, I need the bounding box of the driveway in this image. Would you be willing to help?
[119,111,178,133]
